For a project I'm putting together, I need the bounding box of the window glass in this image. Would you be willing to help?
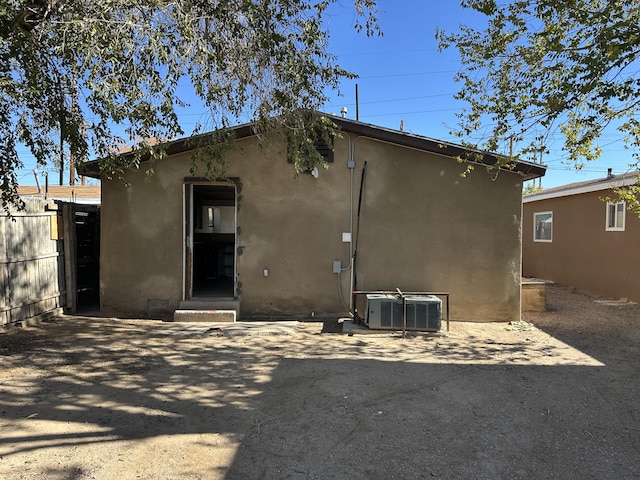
[606,202,625,231]
[534,211,553,242]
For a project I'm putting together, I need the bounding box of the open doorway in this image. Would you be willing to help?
[186,184,236,298]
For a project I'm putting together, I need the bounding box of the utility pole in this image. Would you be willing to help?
[59,125,64,186]
[69,80,79,186]
[355,83,359,122]
[69,92,75,186]
[69,148,75,186]
[538,148,543,188]
[33,169,41,194]
[81,124,86,186]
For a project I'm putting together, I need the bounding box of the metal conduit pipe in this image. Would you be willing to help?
[339,134,367,314]
[335,133,356,316]
[342,133,432,314]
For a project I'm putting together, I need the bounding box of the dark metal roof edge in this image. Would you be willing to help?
[80,123,257,178]
[82,116,546,181]
[330,116,545,180]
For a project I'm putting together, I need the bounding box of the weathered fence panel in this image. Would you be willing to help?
[1,198,66,325]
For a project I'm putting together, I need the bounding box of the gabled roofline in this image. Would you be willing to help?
[81,115,546,181]
[523,170,639,203]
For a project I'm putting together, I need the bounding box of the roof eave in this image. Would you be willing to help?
[523,172,639,202]
[330,117,545,181]
[81,117,546,181]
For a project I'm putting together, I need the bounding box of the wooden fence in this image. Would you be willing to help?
[1,198,66,325]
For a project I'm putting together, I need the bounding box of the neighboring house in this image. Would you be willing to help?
[523,170,640,302]
[17,185,101,205]
[83,116,545,322]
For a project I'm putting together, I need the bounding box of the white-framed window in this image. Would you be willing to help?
[606,201,625,231]
[534,211,553,242]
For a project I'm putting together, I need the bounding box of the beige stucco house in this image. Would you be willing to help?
[84,116,545,322]
[523,170,640,302]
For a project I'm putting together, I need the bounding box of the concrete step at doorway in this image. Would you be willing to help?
[173,297,240,323]
[179,298,240,311]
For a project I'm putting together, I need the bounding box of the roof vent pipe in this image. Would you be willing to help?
[607,168,614,179]
[340,106,347,118]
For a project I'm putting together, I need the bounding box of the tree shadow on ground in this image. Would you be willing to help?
[0,301,638,479]
[227,358,639,480]
[0,318,275,478]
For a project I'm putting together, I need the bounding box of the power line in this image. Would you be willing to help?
[326,92,457,108]
[333,48,444,57]
[352,70,460,80]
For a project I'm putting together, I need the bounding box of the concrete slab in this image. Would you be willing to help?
[340,319,446,337]
[212,321,299,337]
[173,309,236,323]
[156,321,300,337]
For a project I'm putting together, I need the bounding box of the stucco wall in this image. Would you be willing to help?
[100,153,187,315]
[351,138,523,322]
[100,132,525,321]
[523,192,640,302]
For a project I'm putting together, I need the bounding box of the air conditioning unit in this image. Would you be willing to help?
[366,294,442,332]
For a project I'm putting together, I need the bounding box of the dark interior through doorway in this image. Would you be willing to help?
[74,205,100,311]
[192,185,236,297]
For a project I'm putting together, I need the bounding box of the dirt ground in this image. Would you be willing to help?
[1,283,639,480]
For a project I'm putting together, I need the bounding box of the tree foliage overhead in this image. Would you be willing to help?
[437,0,640,211]
[0,0,379,213]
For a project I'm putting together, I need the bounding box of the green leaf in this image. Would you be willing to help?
[0,0,379,213]
[438,0,640,213]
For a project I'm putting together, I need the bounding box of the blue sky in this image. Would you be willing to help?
[318,1,636,189]
[15,1,636,189]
